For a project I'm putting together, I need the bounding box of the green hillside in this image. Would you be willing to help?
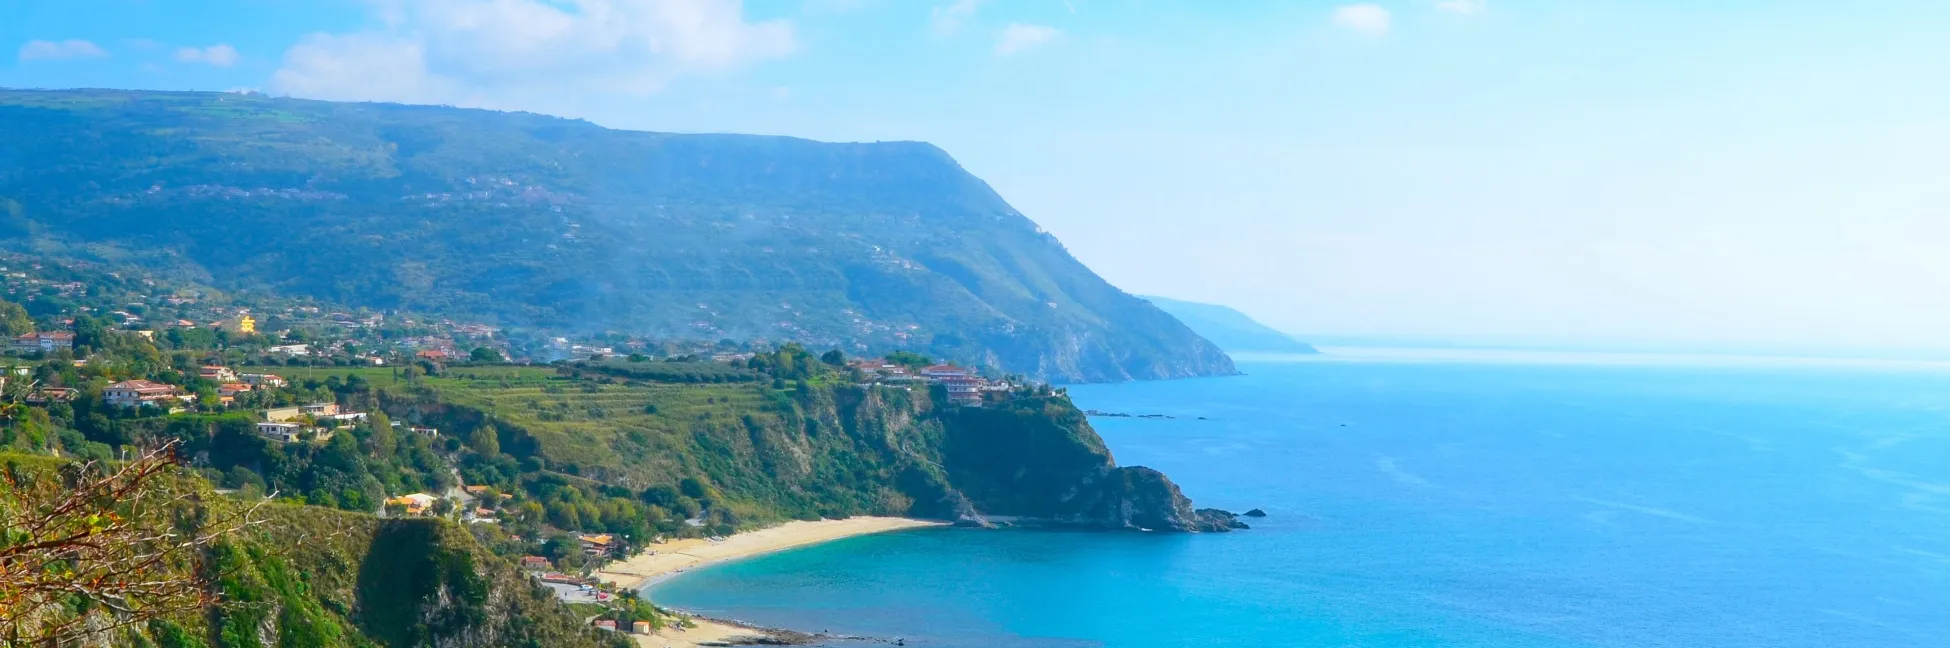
[0,455,623,648]
[301,361,1239,531]
[0,88,1233,382]
[1143,296,1318,354]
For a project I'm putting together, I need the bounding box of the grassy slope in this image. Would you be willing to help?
[269,364,951,522]
[272,363,1220,530]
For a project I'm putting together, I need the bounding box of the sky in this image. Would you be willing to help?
[6,0,1950,353]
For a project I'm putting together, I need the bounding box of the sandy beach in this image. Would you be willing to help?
[598,516,944,591]
[630,616,772,648]
[601,517,942,646]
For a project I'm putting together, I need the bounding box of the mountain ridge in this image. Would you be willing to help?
[0,88,1233,382]
[1142,296,1318,355]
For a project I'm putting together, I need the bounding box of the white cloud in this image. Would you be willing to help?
[271,0,795,106]
[17,39,108,61]
[995,24,1059,56]
[931,0,984,36]
[1332,4,1392,36]
[175,44,240,67]
[1435,0,1487,15]
[273,33,452,104]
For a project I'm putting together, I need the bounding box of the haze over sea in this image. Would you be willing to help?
[652,348,1950,647]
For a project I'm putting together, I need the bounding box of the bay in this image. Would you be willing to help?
[651,350,1950,647]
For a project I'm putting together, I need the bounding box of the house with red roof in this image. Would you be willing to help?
[11,331,75,353]
[104,380,184,407]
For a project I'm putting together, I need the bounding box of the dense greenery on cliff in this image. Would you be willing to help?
[0,88,1234,382]
[200,507,621,648]
[3,310,1237,644]
[0,452,622,648]
[358,357,1236,532]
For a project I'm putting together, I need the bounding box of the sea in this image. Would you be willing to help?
[649,348,1950,647]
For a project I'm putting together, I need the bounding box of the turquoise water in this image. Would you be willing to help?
[651,352,1950,647]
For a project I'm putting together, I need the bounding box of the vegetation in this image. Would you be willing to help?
[0,88,1235,382]
[0,257,1238,645]
[568,358,760,384]
[0,444,250,645]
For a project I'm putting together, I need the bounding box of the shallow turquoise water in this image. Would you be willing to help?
[652,353,1950,647]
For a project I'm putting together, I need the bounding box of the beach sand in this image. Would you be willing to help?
[597,516,944,590]
[601,516,942,646]
[629,616,770,648]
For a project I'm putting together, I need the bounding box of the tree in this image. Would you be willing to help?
[70,315,109,354]
[0,441,262,645]
[470,346,502,363]
[0,299,29,337]
[467,424,501,456]
[885,350,932,368]
[819,349,845,367]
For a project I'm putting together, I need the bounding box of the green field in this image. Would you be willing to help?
[251,364,803,483]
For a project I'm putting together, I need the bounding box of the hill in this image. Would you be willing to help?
[0,452,625,648]
[308,362,1241,532]
[1142,296,1317,354]
[0,88,1233,382]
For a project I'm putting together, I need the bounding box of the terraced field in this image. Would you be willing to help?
[445,378,791,477]
[250,365,806,478]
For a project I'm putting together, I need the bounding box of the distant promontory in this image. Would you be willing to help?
[1142,296,1318,355]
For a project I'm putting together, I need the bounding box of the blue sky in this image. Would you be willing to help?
[8,1,1950,352]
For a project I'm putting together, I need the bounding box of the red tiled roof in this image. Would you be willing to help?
[108,380,176,392]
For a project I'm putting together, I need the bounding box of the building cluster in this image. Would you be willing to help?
[254,401,369,443]
[104,380,193,409]
[845,360,1011,405]
[98,366,299,412]
[384,484,508,521]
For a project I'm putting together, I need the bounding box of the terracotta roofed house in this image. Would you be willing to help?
[104,380,183,407]
[384,493,439,516]
[12,331,76,353]
[26,387,79,404]
[578,534,616,556]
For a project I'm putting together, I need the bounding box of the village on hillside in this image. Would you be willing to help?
[0,255,1036,636]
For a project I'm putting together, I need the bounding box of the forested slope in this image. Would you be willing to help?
[0,88,1233,382]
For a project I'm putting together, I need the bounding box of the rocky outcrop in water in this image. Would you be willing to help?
[930,396,1242,533]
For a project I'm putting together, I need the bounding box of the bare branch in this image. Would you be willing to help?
[0,439,266,645]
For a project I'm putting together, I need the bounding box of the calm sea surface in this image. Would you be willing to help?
[651,350,1950,647]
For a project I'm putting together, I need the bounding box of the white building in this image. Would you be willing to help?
[257,422,303,442]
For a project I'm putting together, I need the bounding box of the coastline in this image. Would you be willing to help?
[597,516,946,646]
